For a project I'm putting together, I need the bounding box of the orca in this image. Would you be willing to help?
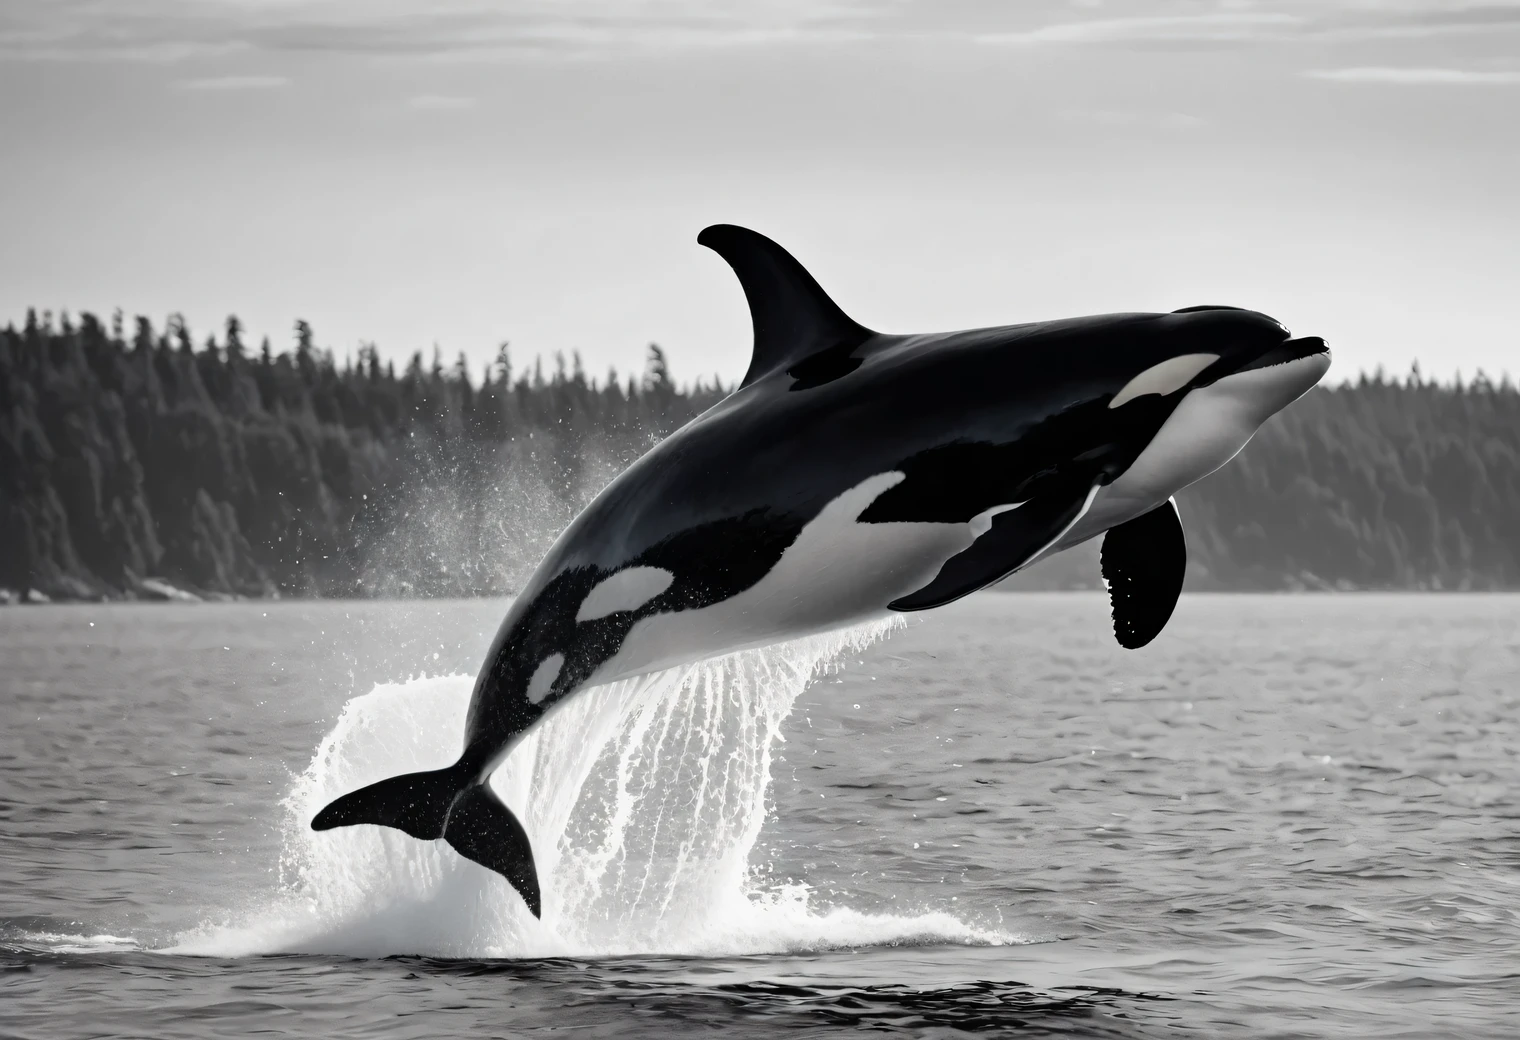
[312,224,1331,917]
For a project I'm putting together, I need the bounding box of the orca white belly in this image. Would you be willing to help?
[583,471,984,687]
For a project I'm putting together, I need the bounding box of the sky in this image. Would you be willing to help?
[1,0,1516,386]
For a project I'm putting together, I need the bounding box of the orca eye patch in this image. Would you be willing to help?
[1109,353,1219,409]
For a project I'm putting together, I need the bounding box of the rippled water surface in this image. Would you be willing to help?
[2,594,1517,1038]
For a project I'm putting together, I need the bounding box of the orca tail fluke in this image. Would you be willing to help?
[310,765,464,840]
[310,767,542,919]
[442,784,541,918]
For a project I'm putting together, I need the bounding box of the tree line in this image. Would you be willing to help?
[1,308,1516,601]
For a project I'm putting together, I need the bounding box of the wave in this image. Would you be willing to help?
[160,618,1020,960]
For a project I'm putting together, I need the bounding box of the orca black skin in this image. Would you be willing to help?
[312,224,1332,917]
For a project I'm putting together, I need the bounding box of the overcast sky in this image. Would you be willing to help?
[2,0,1516,385]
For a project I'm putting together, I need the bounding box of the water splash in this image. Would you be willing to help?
[172,618,1018,959]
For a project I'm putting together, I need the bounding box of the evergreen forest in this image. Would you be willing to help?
[2,308,1517,602]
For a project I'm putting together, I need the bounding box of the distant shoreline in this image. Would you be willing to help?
[6,312,1519,601]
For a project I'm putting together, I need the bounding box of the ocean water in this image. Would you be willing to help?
[1,594,1516,1038]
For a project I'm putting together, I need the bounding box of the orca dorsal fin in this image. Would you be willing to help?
[698,224,873,389]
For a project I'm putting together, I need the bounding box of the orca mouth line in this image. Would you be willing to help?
[1238,336,1330,374]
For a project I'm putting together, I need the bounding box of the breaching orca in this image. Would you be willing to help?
[313,225,1331,916]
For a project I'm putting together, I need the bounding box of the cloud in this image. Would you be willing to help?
[8,0,1520,64]
[1382,3,1520,33]
[174,73,289,90]
[972,2,1520,48]
[0,0,889,62]
[1306,65,1520,84]
[406,93,476,110]
[978,12,1304,46]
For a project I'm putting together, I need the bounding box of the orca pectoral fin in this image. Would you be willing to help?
[889,483,1101,612]
[444,784,542,919]
[1101,497,1186,650]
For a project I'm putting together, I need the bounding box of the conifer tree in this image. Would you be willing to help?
[1,307,1515,600]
